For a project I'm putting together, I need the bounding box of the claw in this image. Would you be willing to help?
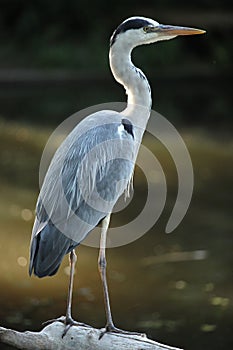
[42,315,66,326]
[62,317,89,338]
[42,315,91,337]
[99,324,146,340]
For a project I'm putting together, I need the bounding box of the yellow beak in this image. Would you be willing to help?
[157,24,206,36]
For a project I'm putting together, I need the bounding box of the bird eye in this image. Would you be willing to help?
[143,25,155,33]
[143,26,150,33]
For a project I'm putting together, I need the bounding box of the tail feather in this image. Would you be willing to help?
[29,221,78,278]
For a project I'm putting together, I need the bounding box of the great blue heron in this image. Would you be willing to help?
[29,16,205,336]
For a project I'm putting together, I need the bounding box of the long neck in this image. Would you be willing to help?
[109,42,152,139]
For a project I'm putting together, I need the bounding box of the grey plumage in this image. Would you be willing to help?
[29,16,205,335]
[29,111,135,277]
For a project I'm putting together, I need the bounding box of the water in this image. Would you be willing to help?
[0,77,232,349]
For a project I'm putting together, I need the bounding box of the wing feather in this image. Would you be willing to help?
[30,110,135,277]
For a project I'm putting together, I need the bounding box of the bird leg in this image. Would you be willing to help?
[43,249,90,337]
[98,214,114,330]
[98,214,145,339]
[63,250,78,330]
[62,249,92,337]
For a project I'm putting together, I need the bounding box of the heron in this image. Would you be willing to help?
[29,16,205,337]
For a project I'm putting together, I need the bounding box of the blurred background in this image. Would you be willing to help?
[0,1,232,349]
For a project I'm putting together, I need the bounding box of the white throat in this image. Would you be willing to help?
[109,40,152,141]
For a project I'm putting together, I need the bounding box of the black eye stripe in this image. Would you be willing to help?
[110,18,152,46]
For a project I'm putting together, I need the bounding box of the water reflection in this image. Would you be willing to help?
[0,81,232,350]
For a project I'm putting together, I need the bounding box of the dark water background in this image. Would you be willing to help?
[0,75,232,350]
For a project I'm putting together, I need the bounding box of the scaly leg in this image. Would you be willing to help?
[98,214,145,339]
[43,249,89,337]
[98,214,114,330]
[63,249,79,335]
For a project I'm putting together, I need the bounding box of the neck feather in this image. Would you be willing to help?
[109,43,152,135]
[109,43,152,109]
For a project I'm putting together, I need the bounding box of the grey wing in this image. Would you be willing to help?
[29,111,135,277]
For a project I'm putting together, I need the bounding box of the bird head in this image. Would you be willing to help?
[110,16,205,49]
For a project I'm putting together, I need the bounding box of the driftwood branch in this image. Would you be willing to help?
[0,322,183,350]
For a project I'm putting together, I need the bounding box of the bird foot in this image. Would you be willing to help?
[99,324,146,340]
[42,315,91,337]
